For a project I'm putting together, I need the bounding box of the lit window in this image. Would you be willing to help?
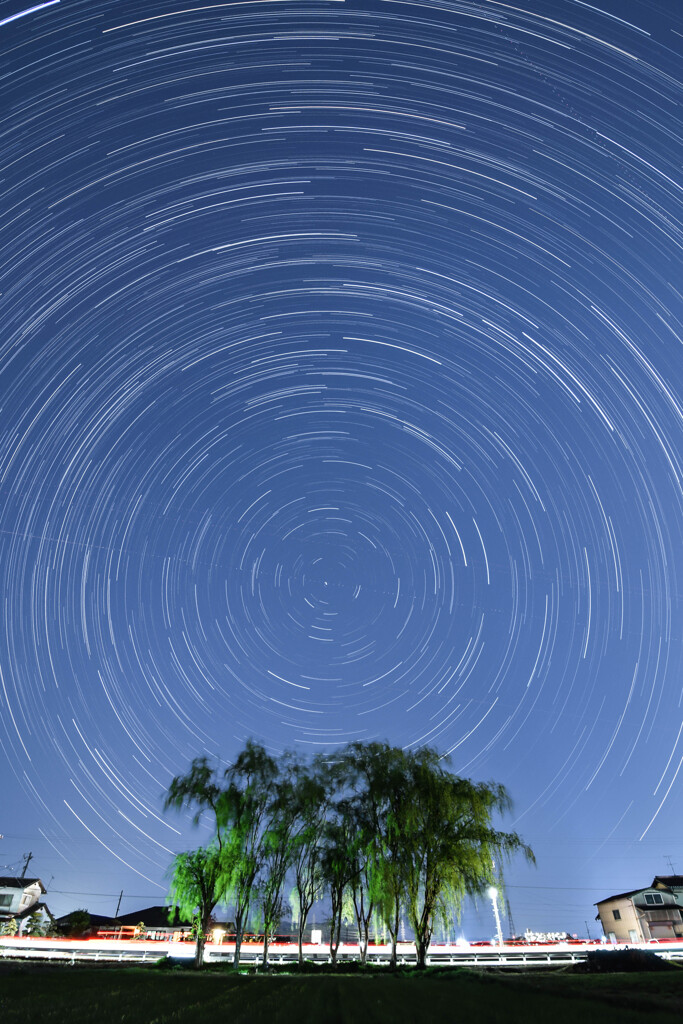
[612,910,621,921]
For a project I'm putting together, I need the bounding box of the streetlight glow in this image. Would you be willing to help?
[487,885,504,946]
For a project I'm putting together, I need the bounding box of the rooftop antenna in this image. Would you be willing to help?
[665,856,676,875]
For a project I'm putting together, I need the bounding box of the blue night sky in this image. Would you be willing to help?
[0,0,681,938]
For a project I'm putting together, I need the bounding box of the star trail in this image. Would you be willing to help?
[0,0,682,932]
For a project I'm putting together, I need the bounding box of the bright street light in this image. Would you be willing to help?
[487,886,504,946]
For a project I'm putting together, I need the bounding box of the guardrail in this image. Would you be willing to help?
[2,936,683,967]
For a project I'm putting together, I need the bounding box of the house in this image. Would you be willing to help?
[595,875,683,943]
[56,910,117,937]
[106,905,193,940]
[0,877,47,922]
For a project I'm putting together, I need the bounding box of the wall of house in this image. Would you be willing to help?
[634,887,683,940]
[0,883,41,917]
[637,905,683,939]
[596,897,643,943]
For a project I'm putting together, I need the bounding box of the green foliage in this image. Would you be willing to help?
[399,755,535,965]
[63,908,91,937]
[167,847,222,924]
[164,738,534,969]
[166,846,224,967]
[25,909,46,936]
[288,756,330,961]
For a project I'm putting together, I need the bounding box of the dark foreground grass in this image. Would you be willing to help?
[1,960,682,1024]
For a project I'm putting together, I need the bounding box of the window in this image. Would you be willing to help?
[644,893,664,905]
[0,894,12,908]
[612,909,621,921]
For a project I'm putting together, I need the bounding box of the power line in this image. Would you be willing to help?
[47,881,623,900]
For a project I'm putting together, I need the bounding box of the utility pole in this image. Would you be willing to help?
[115,890,123,919]
[585,920,592,941]
[20,852,33,878]
[506,897,517,940]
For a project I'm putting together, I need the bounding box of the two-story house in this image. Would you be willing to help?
[595,875,683,943]
[0,877,47,923]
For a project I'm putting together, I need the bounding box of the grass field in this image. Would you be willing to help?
[1,960,682,1023]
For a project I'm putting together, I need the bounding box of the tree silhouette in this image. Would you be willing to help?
[164,739,534,969]
[401,752,535,967]
[220,739,278,967]
[289,757,329,963]
[166,847,221,968]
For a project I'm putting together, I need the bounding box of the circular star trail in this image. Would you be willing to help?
[0,0,681,902]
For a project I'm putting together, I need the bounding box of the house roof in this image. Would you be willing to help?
[595,888,641,906]
[0,877,46,893]
[56,911,116,928]
[596,875,683,906]
[652,875,683,889]
[14,901,51,921]
[116,905,191,928]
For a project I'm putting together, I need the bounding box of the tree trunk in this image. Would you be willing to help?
[262,930,270,968]
[194,930,206,970]
[329,922,337,965]
[297,899,311,964]
[388,904,400,968]
[329,904,342,965]
[388,930,397,968]
[415,935,429,969]
[353,891,372,966]
[194,908,212,969]
[234,919,244,968]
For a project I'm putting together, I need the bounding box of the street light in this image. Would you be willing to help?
[487,886,504,946]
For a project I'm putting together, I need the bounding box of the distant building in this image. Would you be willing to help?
[109,905,192,940]
[0,877,47,922]
[56,910,116,937]
[54,905,193,940]
[595,875,683,943]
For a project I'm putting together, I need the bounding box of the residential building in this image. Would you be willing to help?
[595,875,683,943]
[0,877,47,922]
[56,910,117,937]
[106,905,192,940]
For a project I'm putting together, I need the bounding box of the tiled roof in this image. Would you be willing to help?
[596,875,683,906]
[0,877,46,892]
[116,905,191,927]
[595,889,641,905]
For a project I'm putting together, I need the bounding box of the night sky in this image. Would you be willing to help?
[1,0,682,939]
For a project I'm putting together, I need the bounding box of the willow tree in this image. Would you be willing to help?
[164,757,230,968]
[402,753,535,968]
[164,742,277,968]
[167,846,222,969]
[288,757,329,963]
[319,809,358,965]
[255,756,304,967]
[220,739,279,967]
[335,741,414,967]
